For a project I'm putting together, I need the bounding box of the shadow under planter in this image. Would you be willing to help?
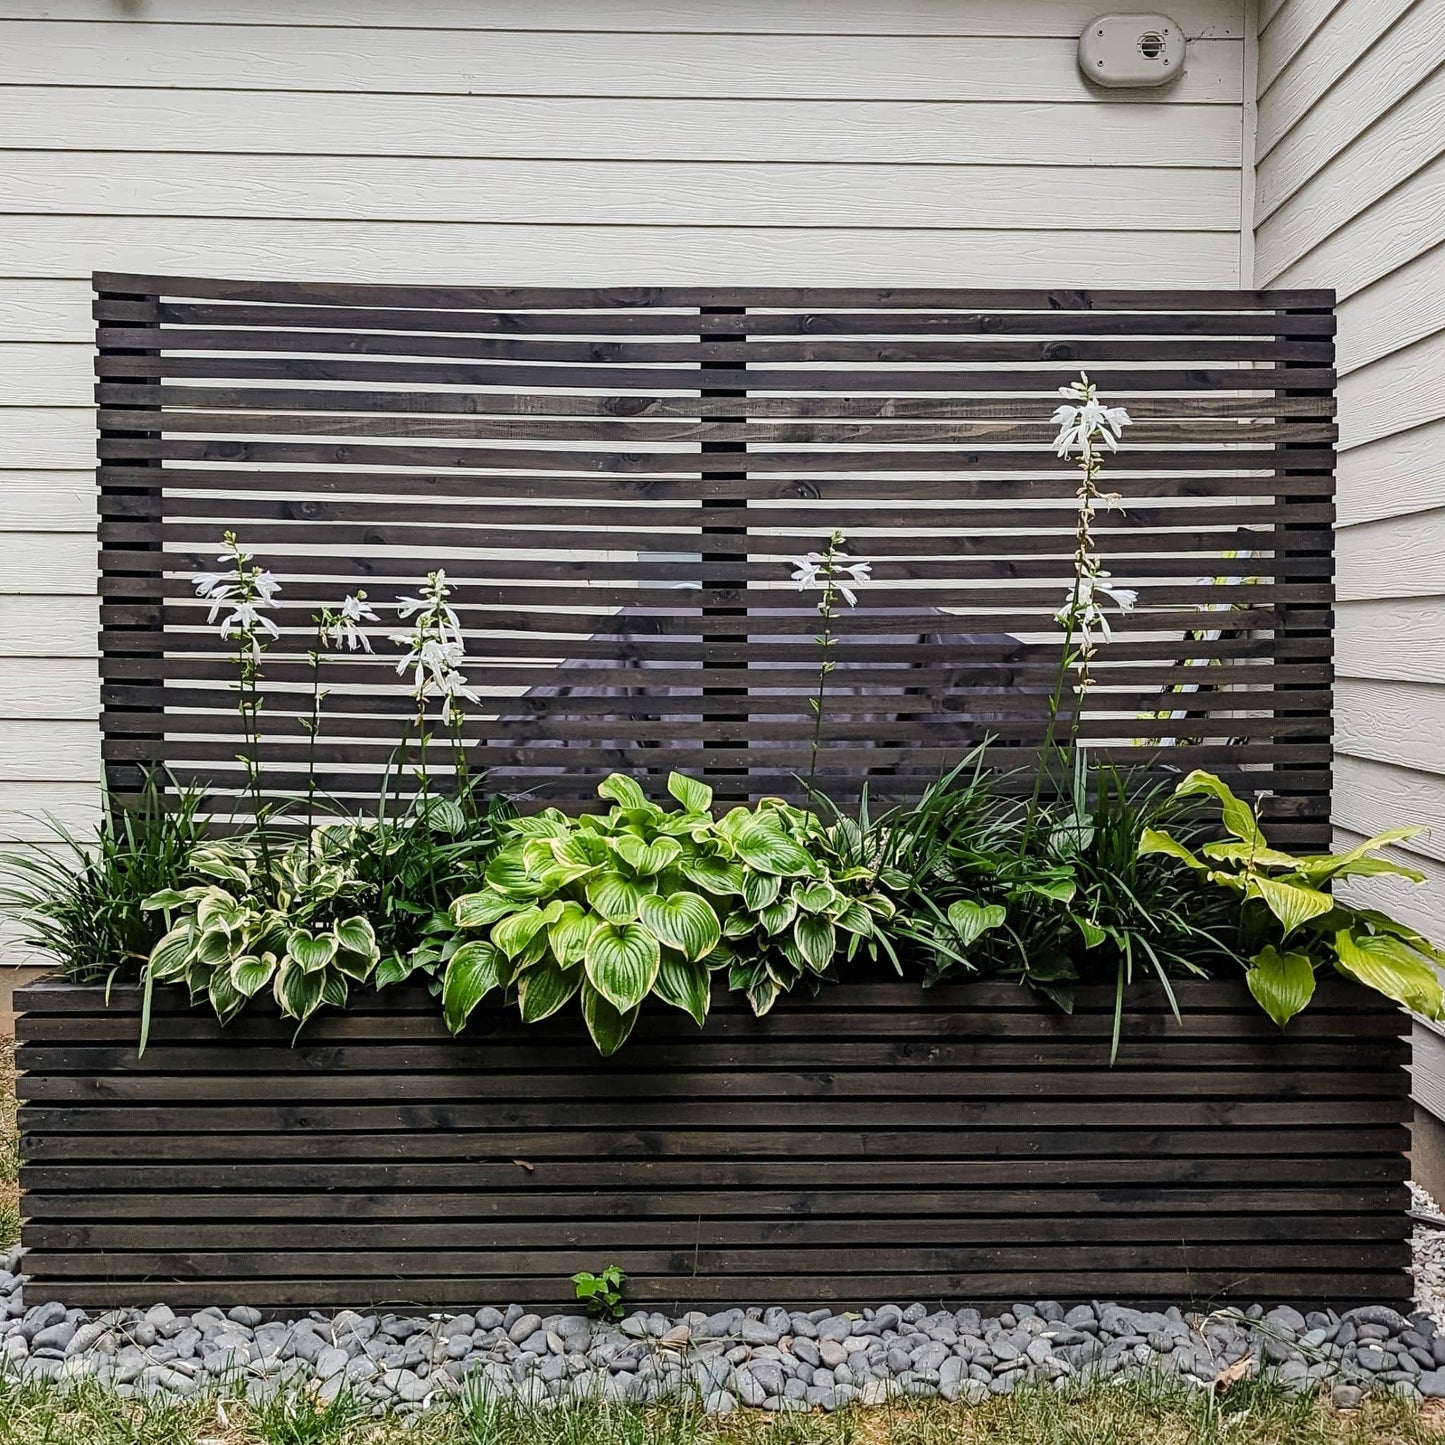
[12,974,1411,1315]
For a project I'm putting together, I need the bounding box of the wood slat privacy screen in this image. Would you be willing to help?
[94,276,1336,841]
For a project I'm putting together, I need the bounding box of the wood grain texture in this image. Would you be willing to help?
[89,279,1336,831]
[13,974,1411,1313]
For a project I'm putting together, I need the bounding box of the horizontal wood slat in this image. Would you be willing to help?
[93,276,1336,828]
[15,975,1409,1312]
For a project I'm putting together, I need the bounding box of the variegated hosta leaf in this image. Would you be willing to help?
[147,923,197,982]
[584,921,660,1012]
[677,855,745,897]
[610,833,682,877]
[273,958,324,1022]
[653,953,711,1027]
[742,870,782,913]
[441,940,508,1033]
[580,984,639,1056]
[667,772,713,815]
[332,916,379,980]
[287,928,339,973]
[230,952,278,999]
[452,890,525,929]
[793,914,836,972]
[517,959,582,1024]
[547,900,596,967]
[638,891,721,963]
[585,874,645,925]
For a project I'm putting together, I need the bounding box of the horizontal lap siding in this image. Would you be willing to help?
[1253,0,1445,962]
[0,0,1247,875]
[13,976,1411,1313]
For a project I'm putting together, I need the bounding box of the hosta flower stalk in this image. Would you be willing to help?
[303,591,379,840]
[192,532,281,855]
[789,532,871,800]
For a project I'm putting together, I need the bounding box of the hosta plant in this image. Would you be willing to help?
[1139,770,1445,1026]
[142,828,380,1040]
[442,772,898,1054]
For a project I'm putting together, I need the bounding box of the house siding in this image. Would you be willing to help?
[1252,0,1445,941]
[0,0,1248,957]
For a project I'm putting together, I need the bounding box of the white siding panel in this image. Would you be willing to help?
[1336,600,1445,685]
[1255,0,1416,155]
[0,475,97,533]
[0,597,98,659]
[1256,0,1345,92]
[1336,417,1445,527]
[0,408,95,471]
[0,282,93,343]
[1335,680,1445,777]
[0,662,100,722]
[1254,63,1445,278]
[0,536,97,597]
[0,345,93,408]
[1,153,1242,231]
[0,25,1244,103]
[1335,757,1445,865]
[1258,0,1445,964]
[1336,245,1445,375]
[1255,0,1445,213]
[0,722,99,784]
[1338,330,1445,451]
[0,218,1243,288]
[1336,509,1445,603]
[0,1,1244,37]
[0,88,1244,168]
[1334,829,1445,943]
[0,784,100,842]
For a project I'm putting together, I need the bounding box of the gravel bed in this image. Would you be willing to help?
[0,1252,1440,1420]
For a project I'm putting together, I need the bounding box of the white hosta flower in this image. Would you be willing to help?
[396,569,462,647]
[1051,374,1131,461]
[789,540,872,612]
[1056,570,1138,649]
[394,572,477,722]
[321,590,379,653]
[192,532,280,653]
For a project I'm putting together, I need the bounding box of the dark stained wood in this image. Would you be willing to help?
[15,975,1409,1312]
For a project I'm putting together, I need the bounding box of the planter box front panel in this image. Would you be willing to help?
[15,976,1409,1313]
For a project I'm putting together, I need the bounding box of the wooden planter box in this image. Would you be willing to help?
[15,974,1410,1314]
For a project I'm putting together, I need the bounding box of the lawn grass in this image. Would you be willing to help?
[0,1372,1442,1445]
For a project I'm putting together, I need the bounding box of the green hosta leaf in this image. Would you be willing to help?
[196,927,234,968]
[584,922,660,1012]
[141,887,198,912]
[485,845,546,898]
[230,952,277,999]
[654,954,711,1027]
[580,984,639,1057]
[518,959,583,1023]
[1199,840,1304,868]
[288,928,339,974]
[1335,928,1445,1018]
[1354,910,1445,968]
[758,897,798,935]
[208,967,245,1025]
[441,940,508,1033]
[793,881,836,914]
[1016,878,1077,906]
[492,906,555,960]
[189,846,253,886]
[742,870,782,912]
[586,874,646,924]
[947,900,1008,950]
[611,833,682,877]
[1047,814,1095,858]
[1174,770,1265,850]
[733,826,813,876]
[418,795,467,836]
[548,901,596,967]
[319,971,350,1012]
[1323,855,1429,884]
[142,925,193,983]
[833,899,874,937]
[1246,944,1316,1028]
[1245,875,1334,939]
[793,914,837,972]
[597,773,649,811]
[1296,828,1426,882]
[1138,828,1206,869]
[639,892,721,962]
[1076,917,1107,950]
[667,772,713,815]
[679,856,746,896]
[273,958,324,1022]
[195,893,244,934]
[722,909,755,940]
[332,916,379,979]
[374,953,418,990]
[453,890,526,929]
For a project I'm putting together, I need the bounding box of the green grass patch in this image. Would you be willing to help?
[0,1371,1441,1445]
